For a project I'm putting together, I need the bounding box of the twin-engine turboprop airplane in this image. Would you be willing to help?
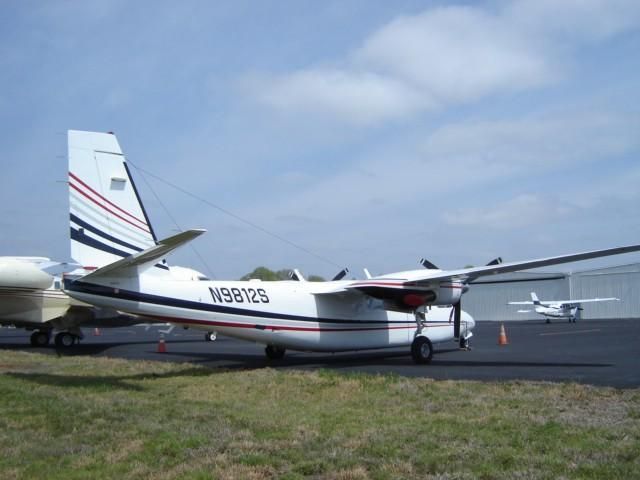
[508,292,619,323]
[62,130,640,364]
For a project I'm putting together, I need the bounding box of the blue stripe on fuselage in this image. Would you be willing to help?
[64,279,428,325]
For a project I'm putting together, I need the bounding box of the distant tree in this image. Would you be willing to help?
[239,266,281,281]
[239,267,326,282]
[275,269,292,280]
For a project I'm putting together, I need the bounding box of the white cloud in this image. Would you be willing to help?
[419,112,640,174]
[442,194,574,228]
[354,6,552,104]
[506,0,640,43]
[256,69,426,125]
[233,109,639,241]
[248,1,640,126]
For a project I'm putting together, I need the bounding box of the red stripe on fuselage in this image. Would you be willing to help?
[69,179,151,235]
[142,315,451,333]
[69,172,149,231]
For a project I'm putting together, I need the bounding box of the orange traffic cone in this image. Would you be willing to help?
[93,328,101,336]
[157,334,167,353]
[498,323,509,346]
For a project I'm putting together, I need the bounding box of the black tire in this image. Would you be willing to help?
[411,336,433,364]
[265,345,286,360]
[54,332,76,348]
[30,331,50,347]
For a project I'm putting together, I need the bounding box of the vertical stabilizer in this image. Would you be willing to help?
[530,292,541,305]
[68,130,158,270]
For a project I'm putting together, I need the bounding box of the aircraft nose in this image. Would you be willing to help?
[463,312,476,330]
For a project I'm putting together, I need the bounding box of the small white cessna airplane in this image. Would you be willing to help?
[62,130,640,364]
[509,292,619,323]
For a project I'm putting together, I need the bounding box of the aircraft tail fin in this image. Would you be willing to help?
[68,130,158,271]
[531,292,541,305]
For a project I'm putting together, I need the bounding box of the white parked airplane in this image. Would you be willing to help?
[0,256,70,345]
[0,256,149,346]
[508,292,619,323]
[62,130,640,364]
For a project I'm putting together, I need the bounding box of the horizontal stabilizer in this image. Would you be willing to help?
[82,229,206,279]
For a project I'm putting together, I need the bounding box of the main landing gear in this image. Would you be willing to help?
[412,310,434,364]
[265,344,286,360]
[204,331,217,342]
[29,330,82,348]
[411,336,433,364]
[30,330,51,347]
[54,332,81,348]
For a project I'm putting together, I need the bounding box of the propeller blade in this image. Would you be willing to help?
[454,301,461,339]
[289,269,306,281]
[420,258,439,270]
[332,268,349,281]
[486,257,503,266]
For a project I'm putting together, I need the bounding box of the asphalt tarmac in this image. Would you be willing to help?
[1,319,639,388]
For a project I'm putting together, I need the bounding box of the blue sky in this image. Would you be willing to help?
[1,0,639,279]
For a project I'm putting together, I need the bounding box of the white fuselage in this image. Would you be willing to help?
[67,275,475,352]
[535,305,578,320]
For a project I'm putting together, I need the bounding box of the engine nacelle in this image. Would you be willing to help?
[0,259,53,290]
[432,281,464,306]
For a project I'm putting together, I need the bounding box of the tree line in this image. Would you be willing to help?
[239,266,325,282]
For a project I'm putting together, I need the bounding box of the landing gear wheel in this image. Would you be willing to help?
[459,336,470,350]
[204,331,217,342]
[265,345,286,360]
[411,336,433,364]
[54,332,77,348]
[30,331,50,347]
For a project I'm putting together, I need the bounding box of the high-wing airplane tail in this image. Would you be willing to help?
[68,130,158,271]
[531,292,541,305]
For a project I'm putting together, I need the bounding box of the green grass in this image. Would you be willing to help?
[0,350,639,479]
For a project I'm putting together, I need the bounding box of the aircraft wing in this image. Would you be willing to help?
[79,229,206,279]
[510,297,619,306]
[397,243,640,284]
[562,297,620,304]
[313,243,640,302]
